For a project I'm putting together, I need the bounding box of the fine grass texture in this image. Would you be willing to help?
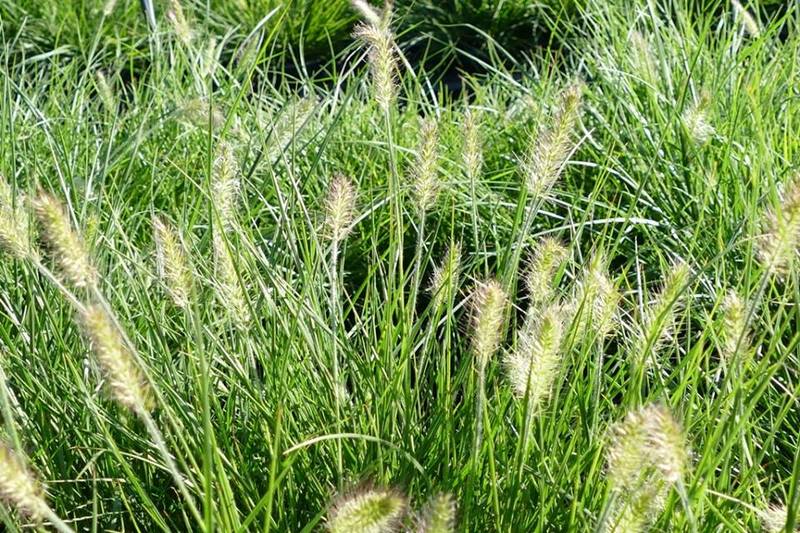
[1,0,800,531]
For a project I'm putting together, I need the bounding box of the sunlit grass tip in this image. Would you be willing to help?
[604,403,689,531]
[505,303,565,413]
[525,237,568,310]
[719,290,749,364]
[429,244,462,307]
[732,0,761,37]
[572,253,620,343]
[167,0,193,46]
[212,142,242,232]
[412,117,440,212]
[758,503,794,533]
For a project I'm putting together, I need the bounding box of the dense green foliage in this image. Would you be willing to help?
[1,0,800,531]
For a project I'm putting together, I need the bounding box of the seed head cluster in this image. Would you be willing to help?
[605,404,689,530]
[418,492,456,533]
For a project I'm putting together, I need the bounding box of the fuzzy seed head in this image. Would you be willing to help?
[758,503,796,533]
[212,229,251,329]
[682,95,714,144]
[181,98,226,132]
[471,279,508,368]
[95,71,116,114]
[201,38,220,81]
[635,262,691,366]
[720,290,748,363]
[732,0,761,37]
[264,97,317,163]
[523,82,582,197]
[418,492,456,533]
[605,404,689,530]
[572,254,620,343]
[102,0,117,16]
[0,443,49,521]
[351,0,383,27]
[429,244,461,307]
[413,118,440,212]
[525,238,568,310]
[607,404,689,490]
[212,142,241,232]
[152,215,192,308]
[462,108,483,181]
[629,30,656,82]
[353,2,397,113]
[32,192,96,288]
[81,304,153,413]
[0,176,35,260]
[324,175,357,243]
[505,304,565,414]
[757,174,800,276]
[167,0,193,46]
[328,487,407,533]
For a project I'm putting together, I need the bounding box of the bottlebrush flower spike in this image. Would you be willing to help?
[328,486,406,533]
[525,238,568,310]
[757,174,800,276]
[324,175,358,243]
[0,176,35,260]
[352,1,397,113]
[418,492,456,533]
[413,117,440,213]
[152,215,192,308]
[523,82,583,197]
[32,191,96,288]
[81,304,153,414]
[0,443,49,521]
[471,279,508,369]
